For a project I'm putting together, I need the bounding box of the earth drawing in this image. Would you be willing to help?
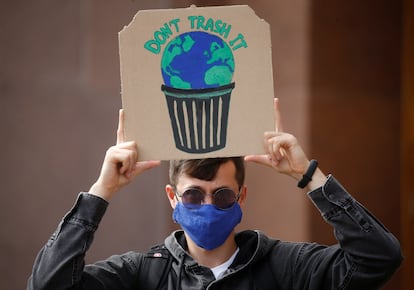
[161,31,235,90]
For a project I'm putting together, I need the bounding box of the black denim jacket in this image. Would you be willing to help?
[27,175,403,289]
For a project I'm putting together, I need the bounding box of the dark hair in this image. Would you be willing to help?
[169,157,245,188]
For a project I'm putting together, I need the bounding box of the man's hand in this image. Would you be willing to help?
[245,98,327,190]
[89,109,161,201]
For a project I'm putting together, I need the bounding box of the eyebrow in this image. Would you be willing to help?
[183,185,233,193]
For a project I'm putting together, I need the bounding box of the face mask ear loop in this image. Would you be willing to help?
[173,187,180,203]
[172,187,181,223]
[236,186,242,202]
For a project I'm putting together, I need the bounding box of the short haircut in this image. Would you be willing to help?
[169,157,245,188]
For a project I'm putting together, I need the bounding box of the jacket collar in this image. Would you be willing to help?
[164,230,274,270]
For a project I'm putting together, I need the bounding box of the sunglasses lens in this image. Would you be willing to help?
[214,188,237,209]
[179,188,238,209]
[182,189,204,208]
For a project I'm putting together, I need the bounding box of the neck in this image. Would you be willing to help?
[185,231,238,268]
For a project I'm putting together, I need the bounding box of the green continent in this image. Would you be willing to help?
[170,76,191,89]
[207,41,235,71]
[204,41,234,86]
[204,66,233,86]
[182,34,195,52]
[161,35,196,89]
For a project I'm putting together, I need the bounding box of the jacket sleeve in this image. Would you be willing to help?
[27,193,141,290]
[293,175,403,290]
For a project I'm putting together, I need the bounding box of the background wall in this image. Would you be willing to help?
[0,0,408,289]
[401,0,414,286]
[309,1,403,289]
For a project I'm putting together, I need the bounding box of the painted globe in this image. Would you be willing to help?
[161,31,234,90]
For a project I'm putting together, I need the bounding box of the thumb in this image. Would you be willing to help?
[244,155,272,167]
[130,160,161,178]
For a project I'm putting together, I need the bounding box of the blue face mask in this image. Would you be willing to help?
[173,202,242,250]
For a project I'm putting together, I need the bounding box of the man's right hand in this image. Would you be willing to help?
[89,109,161,201]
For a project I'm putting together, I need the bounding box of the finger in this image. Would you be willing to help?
[117,142,138,174]
[131,160,162,178]
[265,133,291,162]
[106,145,137,174]
[268,139,281,161]
[117,141,138,150]
[117,109,125,145]
[264,132,282,153]
[122,143,155,178]
[110,151,131,175]
[123,147,138,176]
[244,155,272,167]
[264,131,280,142]
[274,98,284,132]
[118,150,136,175]
[271,141,284,161]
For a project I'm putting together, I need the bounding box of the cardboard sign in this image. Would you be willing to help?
[119,5,274,161]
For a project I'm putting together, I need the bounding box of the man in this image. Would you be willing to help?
[28,99,402,289]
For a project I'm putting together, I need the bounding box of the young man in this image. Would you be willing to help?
[28,100,402,289]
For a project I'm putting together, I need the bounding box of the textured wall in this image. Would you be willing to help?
[0,1,310,289]
[0,0,404,289]
[309,0,403,289]
[0,1,174,289]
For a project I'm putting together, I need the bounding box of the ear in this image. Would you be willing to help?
[165,184,177,209]
[238,185,248,208]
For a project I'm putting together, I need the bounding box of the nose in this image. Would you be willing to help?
[202,193,214,205]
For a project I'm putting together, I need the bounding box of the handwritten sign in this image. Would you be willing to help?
[144,16,248,54]
[119,5,274,160]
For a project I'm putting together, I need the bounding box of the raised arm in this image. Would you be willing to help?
[27,109,160,290]
[245,98,403,288]
[245,98,326,191]
[89,109,161,200]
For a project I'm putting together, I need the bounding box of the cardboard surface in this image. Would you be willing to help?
[119,5,274,160]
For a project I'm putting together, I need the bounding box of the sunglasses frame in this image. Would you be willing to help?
[175,187,241,210]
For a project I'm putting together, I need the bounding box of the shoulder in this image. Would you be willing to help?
[135,244,173,288]
[115,244,172,269]
[145,243,172,260]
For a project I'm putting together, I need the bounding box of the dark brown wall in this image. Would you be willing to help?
[401,0,414,288]
[309,0,403,289]
[0,0,406,289]
[0,2,175,289]
[0,1,310,289]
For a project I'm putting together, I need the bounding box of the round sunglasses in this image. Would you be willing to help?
[175,187,241,210]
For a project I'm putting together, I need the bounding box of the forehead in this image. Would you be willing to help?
[176,161,238,189]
